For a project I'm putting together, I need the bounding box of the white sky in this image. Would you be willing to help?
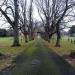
[0,0,75,32]
[0,0,41,29]
[33,7,41,21]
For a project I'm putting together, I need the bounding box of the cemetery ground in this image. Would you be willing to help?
[0,36,75,75]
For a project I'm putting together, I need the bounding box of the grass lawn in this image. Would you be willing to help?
[1,39,75,75]
[1,39,63,75]
[1,36,74,57]
[0,37,26,56]
[0,36,75,71]
[0,37,27,70]
[48,36,75,68]
[48,36,75,56]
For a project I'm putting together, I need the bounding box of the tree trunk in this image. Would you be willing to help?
[12,26,20,46]
[0,0,20,46]
[55,26,61,47]
[12,0,20,46]
[45,23,50,42]
[31,31,34,40]
[49,34,53,43]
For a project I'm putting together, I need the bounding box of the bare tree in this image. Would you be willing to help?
[0,0,20,46]
[35,0,75,46]
[19,0,28,43]
[19,0,34,42]
[28,0,34,40]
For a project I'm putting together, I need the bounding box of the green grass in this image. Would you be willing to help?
[48,36,75,56]
[0,37,26,56]
[7,39,61,75]
[0,36,75,71]
[0,36,74,57]
[0,37,26,70]
[0,38,74,75]
[47,36,75,68]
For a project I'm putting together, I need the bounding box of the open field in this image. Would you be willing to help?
[48,36,75,67]
[1,39,75,75]
[0,36,75,72]
[0,37,27,70]
[0,36,74,56]
[48,36,75,55]
[0,37,26,55]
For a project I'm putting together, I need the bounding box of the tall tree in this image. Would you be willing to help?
[0,0,20,46]
[35,0,75,46]
[28,0,34,40]
[19,0,28,43]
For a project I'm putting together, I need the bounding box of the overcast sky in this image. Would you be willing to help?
[0,0,41,29]
[0,0,75,31]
